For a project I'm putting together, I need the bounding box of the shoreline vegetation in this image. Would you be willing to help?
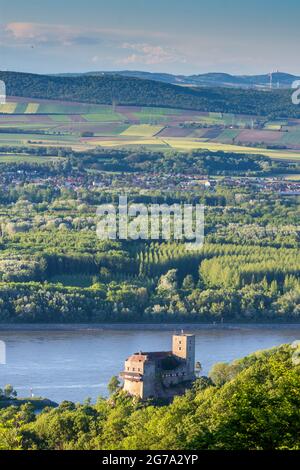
[0,343,299,450]
[0,397,57,410]
[1,322,300,330]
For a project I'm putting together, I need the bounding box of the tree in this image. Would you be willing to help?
[107,376,121,395]
[157,269,178,296]
[208,363,232,387]
[182,275,195,291]
[0,424,22,450]
[4,384,17,399]
[192,376,214,392]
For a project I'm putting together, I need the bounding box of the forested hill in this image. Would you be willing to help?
[58,70,300,89]
[1,344,300,449]
[1,70,300,117]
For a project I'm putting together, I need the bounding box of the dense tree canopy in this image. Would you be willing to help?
[0,344,299,450]
[2,71,300,118]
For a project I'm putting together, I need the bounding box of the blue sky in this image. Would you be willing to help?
[0,0,299,74]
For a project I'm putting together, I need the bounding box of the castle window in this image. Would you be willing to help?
[179,347,182,351]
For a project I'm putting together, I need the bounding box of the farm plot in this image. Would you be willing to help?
[0,103,17,113]
[215,129,241,143]
[157,127,193,138]
[0,131,78,146]
[133,107,180,124]
[86,138,168,148]
[0,154,62,163]
[121,124,164,137]
[189,128,215,139]
[25,103,40,114]
[264,121,287,130]
[162,138,300,160]
[280,130,300,146]
[82,110,123,122]
[233,129,284,144]
[70,123,128,135]
[50,115,72,123]
[202,128,223,139]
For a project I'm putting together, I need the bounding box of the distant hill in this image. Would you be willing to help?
[1,71,300,118]
[60,70,300,89]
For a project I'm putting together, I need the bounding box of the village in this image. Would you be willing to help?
[1,164,300,195]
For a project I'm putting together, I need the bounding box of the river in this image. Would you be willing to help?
[0,323,299,403]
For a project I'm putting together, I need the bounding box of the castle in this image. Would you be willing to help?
[120,333,195,400]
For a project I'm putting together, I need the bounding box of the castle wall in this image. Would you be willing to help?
[161,363,193,387]
[123,378,143,398]
[123,360,156,399]
[142,362,156,399]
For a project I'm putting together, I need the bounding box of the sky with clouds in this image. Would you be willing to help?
[0,0,299,75]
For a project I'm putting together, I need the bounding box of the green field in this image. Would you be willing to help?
[1,97,300,161]
[0,154,62,163]
[50,114,72,123]
[121,124,164,137]
[281,130,300,145]
[82,111,123,122]
[216,129,241,142]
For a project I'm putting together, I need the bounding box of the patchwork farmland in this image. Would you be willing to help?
[0,96,300,161]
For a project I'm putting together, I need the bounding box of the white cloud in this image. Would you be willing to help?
[118,42,185,66]
[4,22,103,47]
[1,22,169,48]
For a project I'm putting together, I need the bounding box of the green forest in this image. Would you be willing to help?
[0,151,298,323]
[2,146,298,176]
[1,343,299,450]
[2,71,300,118]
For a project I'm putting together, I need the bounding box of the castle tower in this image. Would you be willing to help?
[120,334,197,400]
[172,334,195,375]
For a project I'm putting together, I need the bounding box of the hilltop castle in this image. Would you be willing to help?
[120,333,195,400]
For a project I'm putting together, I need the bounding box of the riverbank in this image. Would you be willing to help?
[0,397,58,410]
[1,325,299,403]
[1,322,300,331]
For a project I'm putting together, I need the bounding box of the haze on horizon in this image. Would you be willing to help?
[0,0,299,76]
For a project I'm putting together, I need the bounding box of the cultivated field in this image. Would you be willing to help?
[0,96,300,161]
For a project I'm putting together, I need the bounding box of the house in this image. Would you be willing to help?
[120,333,195,400]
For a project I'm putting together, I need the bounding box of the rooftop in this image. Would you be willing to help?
[126,351,172,362]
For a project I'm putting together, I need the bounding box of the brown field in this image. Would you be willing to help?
[202,128,223,139]
[1,96,300,162]
[157,127,193,137]
[236,129,283,143]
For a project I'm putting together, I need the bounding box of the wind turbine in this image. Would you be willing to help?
[269,72,273,90]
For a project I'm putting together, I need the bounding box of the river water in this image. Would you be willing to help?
[0,323,299,403]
